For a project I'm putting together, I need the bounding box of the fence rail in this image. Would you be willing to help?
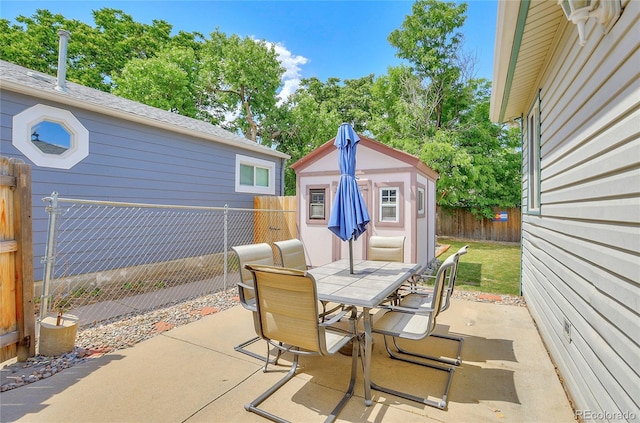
[40,193,296,329]
[436,206,521,243]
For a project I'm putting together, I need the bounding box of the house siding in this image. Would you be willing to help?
[521,1,640,417]
[1,90,284,280]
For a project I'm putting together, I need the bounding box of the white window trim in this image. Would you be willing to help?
[526,92,541,214]
[379,186,400,223]
[12,104,89,169]
[235,154,275,195]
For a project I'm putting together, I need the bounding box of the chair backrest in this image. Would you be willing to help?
[274,239,308,270]
[245,264,328,354]
[368,236,405,262]
[431,254,457,319]
[231,243,274,303]
[441,245,469,311]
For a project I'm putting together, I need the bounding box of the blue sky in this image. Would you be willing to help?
[2,1,497,98]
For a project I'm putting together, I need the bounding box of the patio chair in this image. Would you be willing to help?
[393,245,469,366]
[275,238,343,319]
[369,254,458,410]
[367,235,405,262]
[368,235,412,305]
[231,243,278,363]
[243,264,360,423]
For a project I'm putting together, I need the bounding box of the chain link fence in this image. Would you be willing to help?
[39,193,295,327]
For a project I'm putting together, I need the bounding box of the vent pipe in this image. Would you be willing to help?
[55,29,71,92]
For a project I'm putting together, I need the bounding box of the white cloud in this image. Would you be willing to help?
[269,42,308,104]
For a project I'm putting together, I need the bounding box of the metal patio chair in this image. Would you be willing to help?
[243,264,360,423]
[231,243,278,363]
[368,235,413,305]
[393,245,469,366]
[274,238,343,319]
[367,235,406,262]
[369,254,458,410]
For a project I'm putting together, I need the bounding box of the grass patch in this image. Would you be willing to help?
[437,239,521,296]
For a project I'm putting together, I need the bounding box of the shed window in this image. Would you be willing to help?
[417,186,425,216]
[235,154,275,195]
[380,187,399,222]
[309,188,326,219]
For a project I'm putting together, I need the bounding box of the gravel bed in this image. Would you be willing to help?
[1,286,525,392]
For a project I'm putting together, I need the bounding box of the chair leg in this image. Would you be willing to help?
[326,336,359,423]
[391,332,464,366]
[370,335,456,410]
[245,341,358,423]
[234,336,280,365]
[245,351,301,423]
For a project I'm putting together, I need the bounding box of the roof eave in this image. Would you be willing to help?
[1,78,290,160]
[490,0,531,123]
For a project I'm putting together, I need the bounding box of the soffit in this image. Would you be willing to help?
[491,0,565,122]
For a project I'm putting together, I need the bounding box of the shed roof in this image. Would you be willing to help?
[490,0,565,123]
[291,134,439,180]
[0,60,289,160]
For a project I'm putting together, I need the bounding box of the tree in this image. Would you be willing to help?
[199,30,285,142]
[388,0,468,129]
[113,47,205,120]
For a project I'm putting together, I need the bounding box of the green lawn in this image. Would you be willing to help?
[436,239,521,296]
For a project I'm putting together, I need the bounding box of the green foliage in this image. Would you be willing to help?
[113,46,204,119]
[200,29,285,141]
[1,4,522,214]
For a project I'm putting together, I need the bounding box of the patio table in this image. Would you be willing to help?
[308,258,421,406]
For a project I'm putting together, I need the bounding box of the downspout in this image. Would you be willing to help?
[280,157,287,196]
[55,29,71,93]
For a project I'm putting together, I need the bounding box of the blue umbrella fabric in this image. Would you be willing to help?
[328,123,370,273]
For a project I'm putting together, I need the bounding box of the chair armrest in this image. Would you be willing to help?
[320,305,358,327]
[237,281,256,311]
[238,281,253,291]
[385,304,436,314]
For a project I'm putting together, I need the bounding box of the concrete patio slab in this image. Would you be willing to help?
[0,298,577,423]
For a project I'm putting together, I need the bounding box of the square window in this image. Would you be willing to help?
[309,188,326,219]
[235,154,276,195]
[255,167,269,187]
[240,164,254,186]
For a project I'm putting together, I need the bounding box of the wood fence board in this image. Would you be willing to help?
[0,157,34,362]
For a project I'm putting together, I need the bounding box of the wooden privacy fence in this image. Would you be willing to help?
[254,196,297,245]
[0,156,35,362]
[436,206,521,243]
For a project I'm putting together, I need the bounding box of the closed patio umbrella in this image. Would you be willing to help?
[328,123,370,273]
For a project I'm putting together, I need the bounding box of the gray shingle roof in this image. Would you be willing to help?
[0,60,288,159]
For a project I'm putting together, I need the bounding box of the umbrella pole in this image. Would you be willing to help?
[349,238,354,274]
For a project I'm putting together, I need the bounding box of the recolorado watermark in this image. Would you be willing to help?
[575,410,637,421]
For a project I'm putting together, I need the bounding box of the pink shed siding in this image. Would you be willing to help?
[292,135,438,269]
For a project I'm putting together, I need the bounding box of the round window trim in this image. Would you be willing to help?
[13,104,89,169]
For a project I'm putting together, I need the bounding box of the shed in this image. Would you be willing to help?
[491,0,639,417]
[0,59,289,281]
[291,134,439,269]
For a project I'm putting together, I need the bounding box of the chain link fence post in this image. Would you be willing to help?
[223,204,229,291]
[40,192,61,324]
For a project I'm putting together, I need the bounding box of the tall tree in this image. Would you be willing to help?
[388,0,467,129]
[112,47,205,120]
[200,30,285,142]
